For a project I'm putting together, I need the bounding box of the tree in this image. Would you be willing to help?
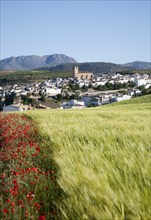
[96,85,103,91]
[142,87,151,95]
[81,85,88,92]
[0,97,3,111]
[118,90,127,95]
[56,93,63,101]
[105,82,113,90]
[123,83,128,89]
[88,83,93,88]
[4,92,16,106]
[138,85,145,91]
[128,81,135,88]
[64,92,70,100]
[113,82,123,90]
[74,90,80,99]
[39,94,46,102]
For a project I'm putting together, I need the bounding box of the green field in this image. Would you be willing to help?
[23,95,151,219]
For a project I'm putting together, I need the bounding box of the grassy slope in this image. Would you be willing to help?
[25,95,151,220]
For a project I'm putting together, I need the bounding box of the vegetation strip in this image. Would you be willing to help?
[0,113,59,219]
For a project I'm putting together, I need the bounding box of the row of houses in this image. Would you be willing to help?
[62,88,142,109]
[3,104,33,112]
[2,87,142,111]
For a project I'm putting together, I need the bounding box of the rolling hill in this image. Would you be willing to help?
[38,62,127,74]
[122,61,151,70]
[37,61,151,74]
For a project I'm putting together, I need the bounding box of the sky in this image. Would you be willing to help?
[0,0,150,64]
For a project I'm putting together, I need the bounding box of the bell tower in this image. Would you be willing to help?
[73,66,79,78]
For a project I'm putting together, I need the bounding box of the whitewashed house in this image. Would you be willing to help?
[134,77,146,86]
[128,89,135,96]
[134,89,142,95]
[44,87,61,96]
[116,95,131,102]
[145,83,151,89]
[63,99,85,109]
[3,104,32,112]
[92,80,107,87]
[100,95,110,105]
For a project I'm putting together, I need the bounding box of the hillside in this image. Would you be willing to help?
[23,95,150,219]
[37,61,151,74]
[122,61,151,70]
[0,54,78,71]
[37,62,128,74]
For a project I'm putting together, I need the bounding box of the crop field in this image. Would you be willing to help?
[0,95,151,219]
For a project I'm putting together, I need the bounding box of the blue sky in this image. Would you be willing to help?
[0,0,150,63]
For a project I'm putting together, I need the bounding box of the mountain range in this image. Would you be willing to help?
[0,54,150,72]
[122,61,151,70]
[0,54,78,71]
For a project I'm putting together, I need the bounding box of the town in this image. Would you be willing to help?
[0,66,151,111]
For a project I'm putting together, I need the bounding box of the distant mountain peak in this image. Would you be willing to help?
[0,54,78,71]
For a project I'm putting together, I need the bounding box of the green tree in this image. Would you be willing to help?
[81,85,88,92]
[138,85,145,91]
[96,85,103,91]
[119,90,127,95]
[123,83,128,89]
[74,90,80,99]
[142,87,151,95]
[40,94,46,102]
[0,97,3,111]
[56,93,63,101]
[4,92,16,106]
[105,82,113,90]
[128,81,135,88]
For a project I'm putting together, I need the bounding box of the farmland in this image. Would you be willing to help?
[0,95,151,219]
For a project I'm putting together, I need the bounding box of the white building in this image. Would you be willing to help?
[145,83,151,89]
[116,95,131,102]
[63,99,85,109]
[100,95,110,105]
[3,104,32,112]
[134,77,146,86]
[81,95,110,106]
[44,87,61,96]
[92,80,107,87]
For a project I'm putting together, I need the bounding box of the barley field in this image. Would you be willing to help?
[24,95,151,220]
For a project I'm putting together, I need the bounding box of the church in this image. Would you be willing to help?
[73,66,93,80]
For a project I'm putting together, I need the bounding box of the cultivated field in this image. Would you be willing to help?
[23,95,151,219]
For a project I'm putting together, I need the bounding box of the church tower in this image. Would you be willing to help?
[73,66,79,78]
